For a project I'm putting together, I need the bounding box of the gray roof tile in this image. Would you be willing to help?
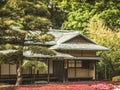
[50,43,109,51]
[23,50,102,60]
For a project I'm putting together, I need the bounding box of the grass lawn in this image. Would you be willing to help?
[1,81,120,90]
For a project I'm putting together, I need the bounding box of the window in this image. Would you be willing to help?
[76,61,82,67]
[68,61,75,67]
[68,60,82,78]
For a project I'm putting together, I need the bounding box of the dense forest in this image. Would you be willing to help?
[0,0,120,82]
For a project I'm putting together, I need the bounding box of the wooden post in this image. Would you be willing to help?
[105,64,107,80]
[47,59,50,83]
[95,61,97,80]
[0,64,1,78]
[63,60,65,83]
[65,60,68,82]
[75,60,76,78]
[65,51,68,82]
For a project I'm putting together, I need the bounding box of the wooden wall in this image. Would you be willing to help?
[0,60,53,76]
[62,50,96,57]
[1,64,17,75]
[66,60,96,79]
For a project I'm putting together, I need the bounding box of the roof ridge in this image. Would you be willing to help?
[49,29,80,33]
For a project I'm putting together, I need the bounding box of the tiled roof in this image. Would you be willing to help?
[24,29,80,45]
[0,50,103,60]
[23,51,73,59]
[23,50,102,60]
[50,43,109,51]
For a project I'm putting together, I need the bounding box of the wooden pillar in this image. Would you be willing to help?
[0,64,1,78]
[94,61,97,80]
[88,61,90,77]
[63,60,65,83]
[75,60,76,78]
[66,60,68,82]
[47,59,50,83]
[9,64,10,76]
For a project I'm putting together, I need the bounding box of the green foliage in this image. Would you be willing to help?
[0,29,26,44]
[36,34,54,42]
[24,46,56,55]
[0,0,8,8]
[61,2,94,32]
[53,0,120,32]
[0,9,11,17]
[0,0,51,31]
[29,33,54,43]
[22,60,48,72]
[112,76,120,81]
[23,15,51,31]
[0,0,54,75]
[0,53,5,63]
[0,44,22,50]
[0,0,55,85]
[87,15,120,80]
[98,9,120,30]
[0,50,22,63]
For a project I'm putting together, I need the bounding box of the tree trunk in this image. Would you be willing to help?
[16,38,24,86]
[108,59,116,76]
[15,60,23,86]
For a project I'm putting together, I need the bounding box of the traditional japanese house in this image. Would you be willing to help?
[0,30,109,84]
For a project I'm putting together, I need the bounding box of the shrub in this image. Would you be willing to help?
[112,76,120,81]
[0,86,15,90]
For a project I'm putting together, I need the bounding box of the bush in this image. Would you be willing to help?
[0,86,15,90]
[112,76,120,81]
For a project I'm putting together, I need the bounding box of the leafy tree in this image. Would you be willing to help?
[0,0,8,8]
[0,0,55,85]
[51,0,120,32]
[86,15,120,80]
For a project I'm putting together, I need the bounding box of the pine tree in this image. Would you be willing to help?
[0,0,55,85]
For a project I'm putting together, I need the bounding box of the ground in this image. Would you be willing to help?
[1,81,120,90]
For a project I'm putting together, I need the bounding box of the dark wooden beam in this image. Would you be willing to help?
[95,61,97,80]
[75,61,76,77]
[47,59,50,83]
[0,64,1,78]
[66,60,68,82]
[62,60,66,82]
[9,64,10,76]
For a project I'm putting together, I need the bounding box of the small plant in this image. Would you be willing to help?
[112,76,120,81]
[0,85,15,90]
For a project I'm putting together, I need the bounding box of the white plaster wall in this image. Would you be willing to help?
[68,68,94,78]
[76,68,89,77]
[49,60,53,74]
[10,64,16,74]
[1,64,9,75]
[68,68,75,77]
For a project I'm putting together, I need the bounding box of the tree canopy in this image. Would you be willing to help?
[0,0,55,85]
[50,0,120,32]
[87,15,120,80]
